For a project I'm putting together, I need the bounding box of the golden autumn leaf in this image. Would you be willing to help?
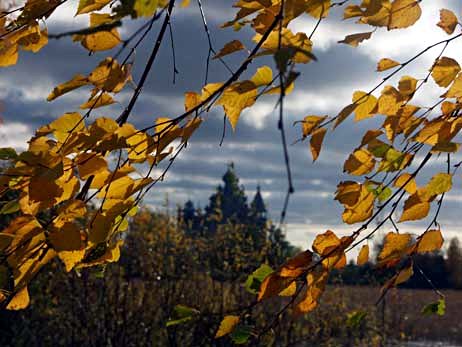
[184,92,201,112]
[80,92,115,109]
[301,115,327,138]
[426,173,452,196]
[432,57,461,88]
[333,103,356,129]
[76,153,107,180]
[279,250,313,277]
[342,184,375,224]
[47,74,90,101]
[213,40,245,60]
[305,0,331,19]
[335,181,361,207]
[309,127,327,162]
[279,281,297,297]
[6,286,30,310]
[378,232,412,265]
[398,75,417,98]
[437,9,459,35]
[388,0,422,30]
[399,192,430,222]
[215,315,240,338]
[416,230,444,254]
[217,81,257,130]
[377,58,400,71]
[353,91,378,120]
[357,244,369,266]
[344,149,375,176]
[444,73,462,98]
[76,0,112,15]
[251,65,273,86]
[296,268,328,314]
[338,32,373,47]
[394,173,417,194]
[58,250,86,272]
[76,13,121,52]
[258,273,293,301]
[383,262,414,291]
[378,86,403,116]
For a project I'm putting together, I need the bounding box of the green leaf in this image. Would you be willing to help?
[166,305,199,327]
[244,264,273,294]
[0,201,20,215]
[346,310,367,328]
[230,325,252,344]
[0,147,18,160]
[377,187,392,202]
[422,298,445,316]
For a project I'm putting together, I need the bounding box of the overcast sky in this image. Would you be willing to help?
[1,0,462,252]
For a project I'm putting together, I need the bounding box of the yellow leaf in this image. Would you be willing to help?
[88,57,130,92]
[357,245,369,266]
[338,32,373,47]
[49,222,83,252]
[0,42,19,67]
[213,40,245,60]
[335,181,361,207]
[258,273,292,301]
[426,173,452,196]
[126,133,155,162]
[398,75,417,97]
[80,92,116,109]
[279,281,297,297]
[182,117,202,142]
[378,232,412,264]
[344,149,375,176]
[383,262,414,290]
[305,0,331,19]
[58,250,86,272]
[312,230,341,255]
[280,250,313,277]
[296,268,328,314]
[437,9,459,35]
[333,103,356,129]
[251,65,273,86]
[394,173,417,194]
[343,5,363,19]
[388,0,421,30]
[378,86,403,116]
[445,73,462,98]
[215,315,240,338]
[432,57,461,88]
[180,0,190,7]
[301,115,327,137]
[184,92,201,112]
[399,193,430,222]
[417,230,444,253]
[217,81,257,130]
[6,287,30,310]
[47,74,89,101]
[17,25,48,53]
[48,112,85,143]
[377,58,400,71]
[76,0,112,15]
[97,175,134,200]
[309,127,327,162]
[353,91,377,120]
[78,14,121,52]
[342,185,375,224]
[76,153,107,180]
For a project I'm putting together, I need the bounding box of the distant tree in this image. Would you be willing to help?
[447,238,462,289]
